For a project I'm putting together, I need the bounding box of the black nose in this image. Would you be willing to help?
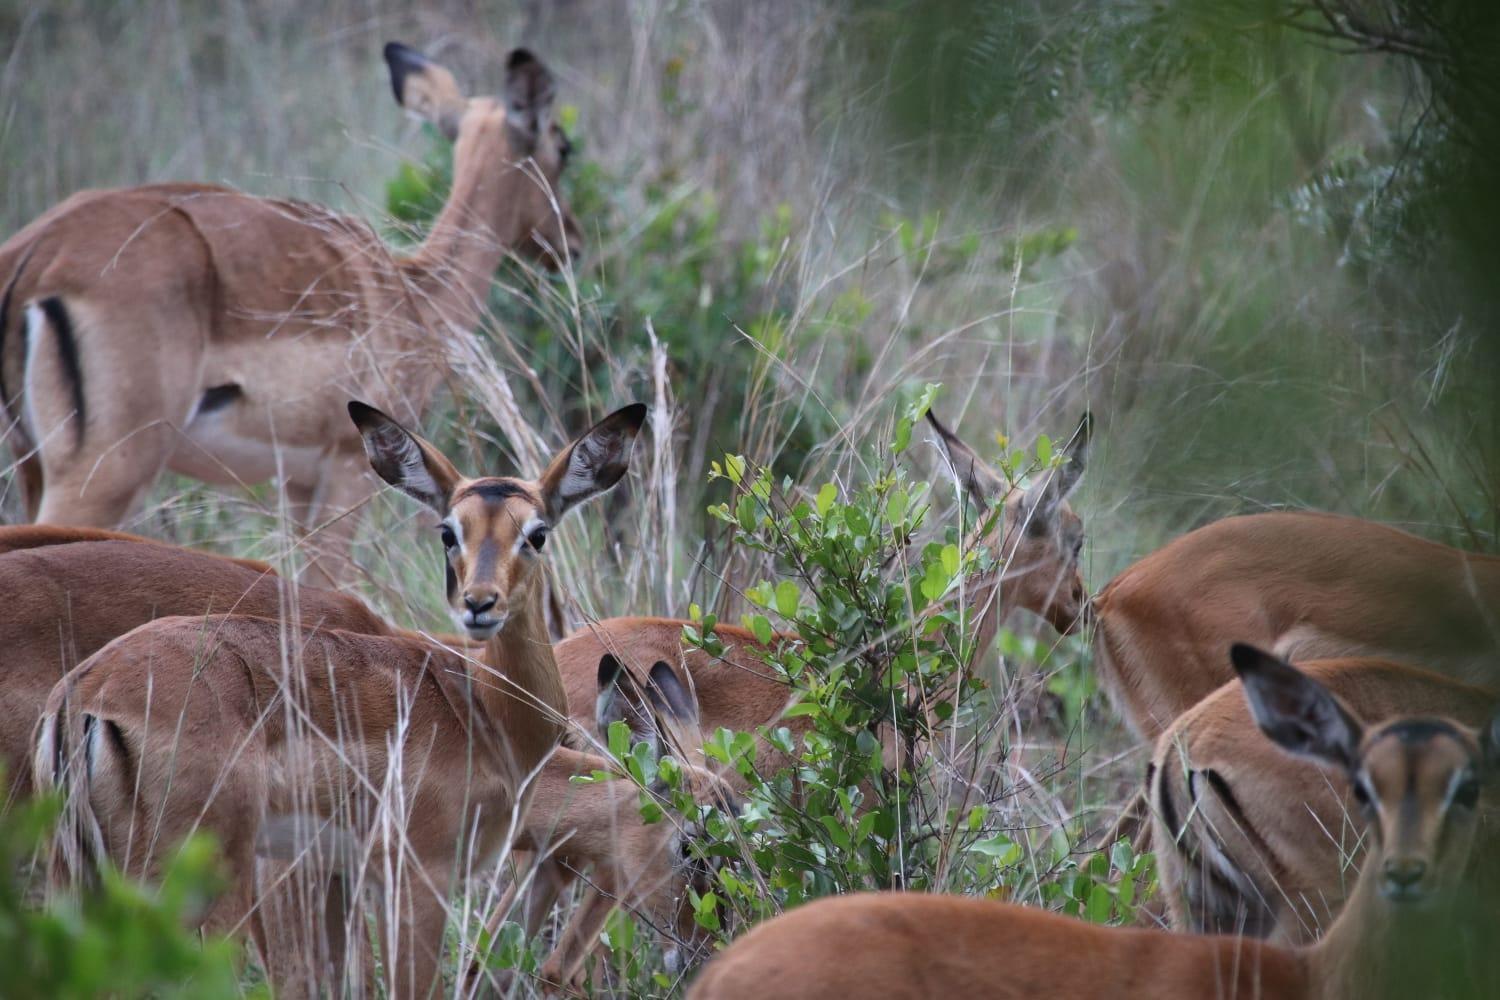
[1384,857,1427,888]
[464,595,496,616]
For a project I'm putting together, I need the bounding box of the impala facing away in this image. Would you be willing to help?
[36,400,643,998]
[1093,510,1500,742]
[1151,656,1497,943]
[0,41,577,584]
[687,645,1500,1000]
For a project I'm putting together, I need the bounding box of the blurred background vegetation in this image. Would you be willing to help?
[1,0,1497,992]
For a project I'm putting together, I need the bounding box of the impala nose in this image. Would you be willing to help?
[464,594,497,617]
[1382,857,1428,898]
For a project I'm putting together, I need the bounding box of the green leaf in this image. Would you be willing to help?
[967,833,1021,865]
[750,614,773,646]
[774,580,800,618]
[815,482,838,517]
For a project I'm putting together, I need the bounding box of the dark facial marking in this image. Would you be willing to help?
[454,479,538,506]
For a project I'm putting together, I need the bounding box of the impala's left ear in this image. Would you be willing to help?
[537,403,647,521]
[384,42,467,141]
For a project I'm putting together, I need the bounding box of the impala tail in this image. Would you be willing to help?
[1149,748,1278,938]
[33,702,121,892]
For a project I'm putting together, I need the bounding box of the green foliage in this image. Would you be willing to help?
[674,392,1152,943]
[0,794,258,1000]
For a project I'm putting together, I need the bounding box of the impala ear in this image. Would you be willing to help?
[927,409,1005,507]
[384,42,466,141]
[538,403,647,521]
[1232,643,1363,772]
[647,661,698,727]
[595,654,658,757]
[348,401,462,515]
[504,48,556,152]
[1482,710,1500,771]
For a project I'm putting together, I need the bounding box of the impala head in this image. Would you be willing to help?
[1233,643,1499,907]
[384,42,581,267]
[350,401,646,640]
[927,409,1090,634]
[597,654,742,954]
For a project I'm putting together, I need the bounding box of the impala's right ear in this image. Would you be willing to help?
[1232,643,1363,772]
[595,653,658,757]
[538,403,648,521]
[384,42,466,141]
[927,409,1005,507]
[504,48,556,152]
[348,401,462,515]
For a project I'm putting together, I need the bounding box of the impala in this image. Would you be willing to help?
[686,644,1500,1000]
[1093,511,1500,742]
[35,400,644,997]
[0,530,389,804]
[1151,655,1497,943]
[0,42,578,585]
[925,409,1090,649]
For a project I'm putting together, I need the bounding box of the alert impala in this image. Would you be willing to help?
[687,645,1500,1000]
[1151,655,1496,943]
[0,42,578,585]
[36,400,644,998]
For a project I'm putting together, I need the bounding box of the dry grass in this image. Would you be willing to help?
[2,0,1494,994]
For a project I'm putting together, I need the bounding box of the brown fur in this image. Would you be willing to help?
[0,533,384,804]
[1151,658,1498,943]
[0,44,577,586]
[689,664,1499,1000]
[34,401,642,998]
[1093,511,1500,741]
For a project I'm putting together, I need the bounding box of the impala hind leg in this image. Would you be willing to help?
[23,299,197,528]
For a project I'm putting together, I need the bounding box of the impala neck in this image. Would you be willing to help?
[401,142,528,335]
[478,580,569,785]
[1309,876,1480,1000]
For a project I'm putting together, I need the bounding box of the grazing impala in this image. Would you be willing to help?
[1093,511,1500,742]
[1151,656,1497,943]
[35,400,643,998]
[925,410,1091,649]
[687,645,1500,1000]
[0,42,578,584]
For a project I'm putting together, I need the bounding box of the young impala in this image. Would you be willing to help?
[35,400,644,998]
[0,42,578,585]
[686,645,1500,1000]
[1151,655,1497,943]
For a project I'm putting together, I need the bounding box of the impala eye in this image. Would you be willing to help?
[439,525,458,550]
[528,525,549,551]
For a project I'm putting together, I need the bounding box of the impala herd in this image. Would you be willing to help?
[0,39,1495,1000]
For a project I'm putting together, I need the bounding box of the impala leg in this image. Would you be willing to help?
[539,885,616,993]
[378,866,452,1000]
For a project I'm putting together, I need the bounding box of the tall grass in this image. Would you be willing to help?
[2,0,1494,994]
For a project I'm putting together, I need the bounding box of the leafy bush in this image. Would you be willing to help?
[0,794,258,1000]
[672,390,1151,941]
